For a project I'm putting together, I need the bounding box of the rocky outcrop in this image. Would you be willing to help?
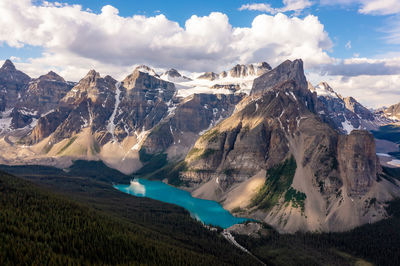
[338,130,379,196]
[29,107,70,144]
[251,59,307,96]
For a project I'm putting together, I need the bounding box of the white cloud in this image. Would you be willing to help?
[0,0,332,81]
[320,0,400,15]
[359,0,400,15]
[308,55,400,108]
[308,72,400,108]
[239,3,275,13]
[9,56,21,61]
[282,0,313,12]
[239,0,312,14]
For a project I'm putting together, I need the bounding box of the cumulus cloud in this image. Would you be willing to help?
[0,0,332,80]
[320,0,400,15]
[239,0,312,14]
[308,57,400,108]
[307,71,400,108]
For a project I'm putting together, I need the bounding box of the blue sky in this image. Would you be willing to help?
[1,0,400,107]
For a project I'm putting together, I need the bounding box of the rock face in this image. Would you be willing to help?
[0,60,74,131]
[27,70,117,145]
[196,62,271,82]
[141,93,243,158]
[29,107,70,144]
[338,130,378,196]
[111,66,176,140]
[0,60,30,111]
[24,71,72,112]
[343,96,373,120]
[10,71,74,129]
[178,59,396,232]
[251,59,307,95]
[384,102,400,120]
[228,62,271,78]
[161,69,192,82]
[310,82,378,133]
[197,72,219,81]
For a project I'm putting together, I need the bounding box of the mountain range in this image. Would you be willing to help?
[0,58,399,233]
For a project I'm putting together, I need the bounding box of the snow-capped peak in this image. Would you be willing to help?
[312,82,339,98]
[160,69,192,83]
[135,65,158,77]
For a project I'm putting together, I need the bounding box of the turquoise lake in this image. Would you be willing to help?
[114,179,251,228]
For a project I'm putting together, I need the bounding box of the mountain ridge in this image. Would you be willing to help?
[0,58,398,233]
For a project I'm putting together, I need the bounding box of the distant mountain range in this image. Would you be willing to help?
[0,58,399,233]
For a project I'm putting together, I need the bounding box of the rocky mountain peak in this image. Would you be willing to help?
[38,71,65,82]
[1,59,16,71]
[0,59,30,83]
[383,102,400,120]
[258,61,272,71]
[0,59,31,111]
[318,82,334,92]
[60,70,116,107]
[250,59,307,95]
[343,96,374,120]
[74,70,105,90]
[84,69,100,79]
[227,62,272,78]
[312,82,339,98]
[197,72,218,81]
[103,75,117,84]
[165,68,181,78]
[161,68,192,83]
[134,65,158,76]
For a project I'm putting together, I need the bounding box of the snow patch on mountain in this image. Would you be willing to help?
[313,82,338,98]
[107,81,122,140]
[341,118,355,134]
[0,108,13,133]
[174,76,257,98]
